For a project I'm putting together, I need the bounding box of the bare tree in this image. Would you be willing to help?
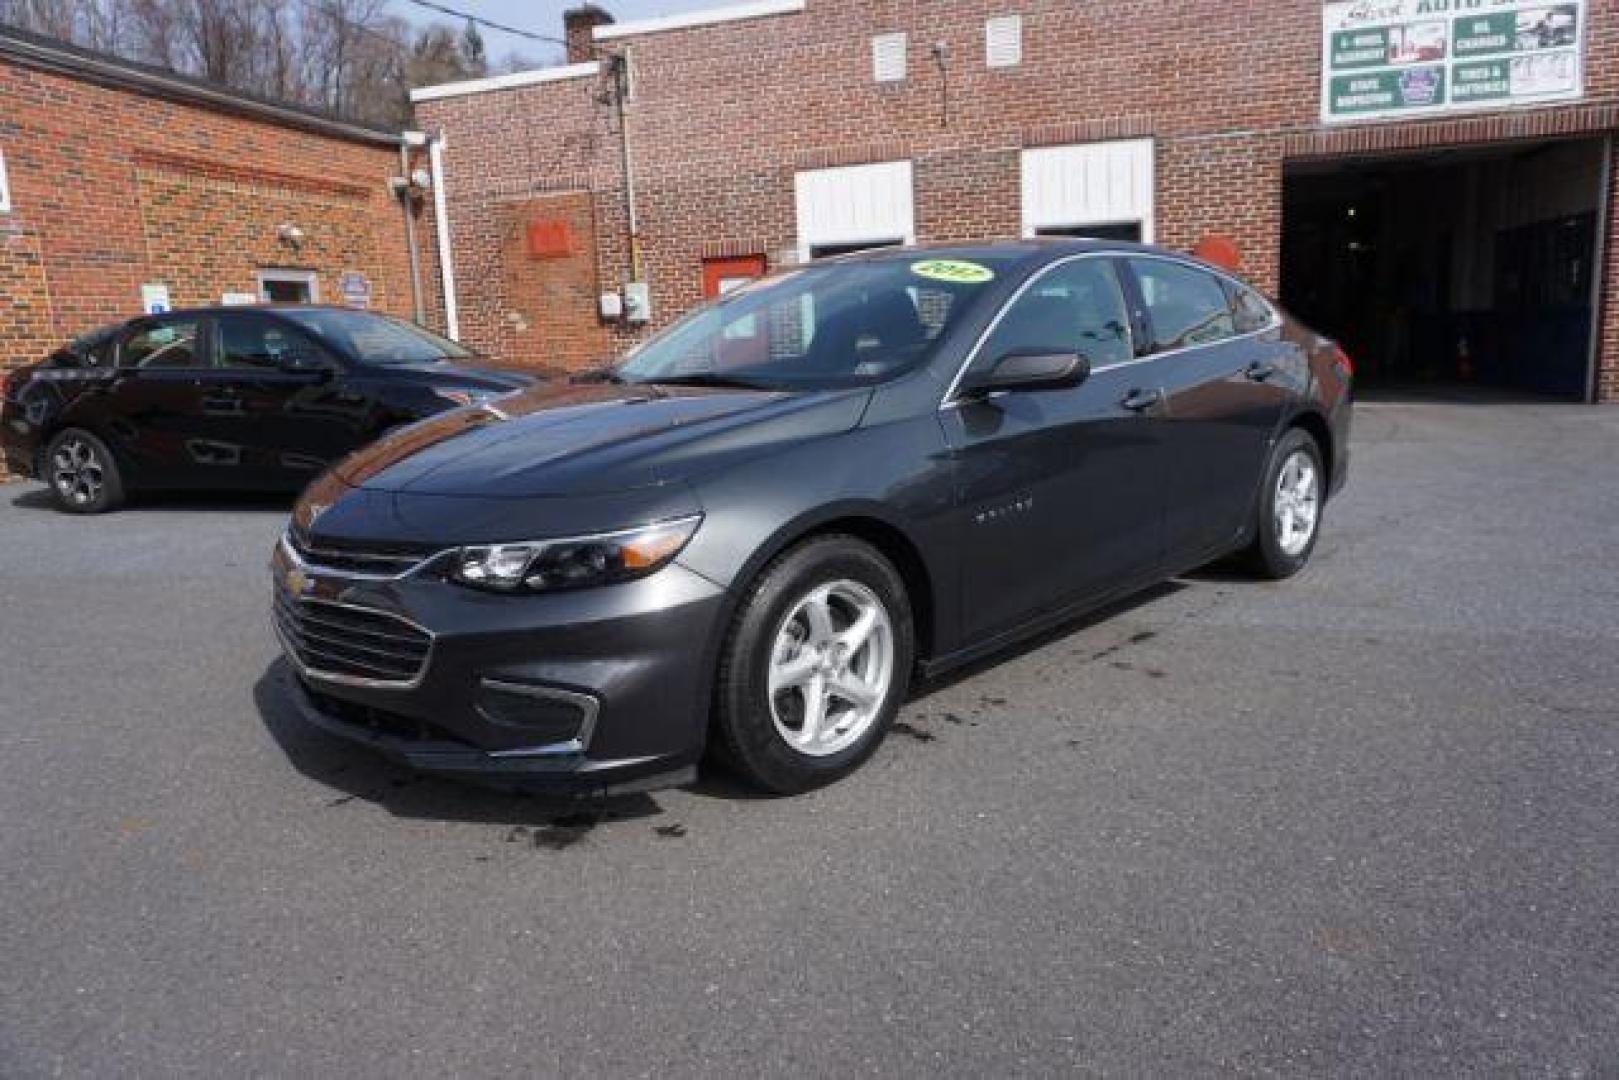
[1,0,501,127]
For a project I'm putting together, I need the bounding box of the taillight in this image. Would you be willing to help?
[1330,344,1354,379]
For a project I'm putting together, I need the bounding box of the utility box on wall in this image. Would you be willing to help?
[525,218,574,259]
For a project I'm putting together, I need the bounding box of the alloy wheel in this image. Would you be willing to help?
[1273,449,1320,557]
[767,579,895,757]
[52,436,105,508]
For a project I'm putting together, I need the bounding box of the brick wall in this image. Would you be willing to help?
[0,57,440,394]
[419,0,1619,400]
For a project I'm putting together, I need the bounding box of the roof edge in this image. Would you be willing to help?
[0,27,403,146]
[409,61,601,104]
[593,0,804,41]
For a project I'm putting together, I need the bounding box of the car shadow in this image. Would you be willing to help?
[254,575,1219,822]
[9,485,296,514]
[907,580,1188,700]
[253,661,662,828]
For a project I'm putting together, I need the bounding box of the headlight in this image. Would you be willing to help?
[449,516,701,592]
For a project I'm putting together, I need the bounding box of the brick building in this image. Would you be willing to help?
[414,0,1619,402]
[0,27,443,393]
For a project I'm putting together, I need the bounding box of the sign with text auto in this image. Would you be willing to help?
[1322,0,1584,123]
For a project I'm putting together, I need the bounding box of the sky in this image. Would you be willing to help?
[394,0,727,65]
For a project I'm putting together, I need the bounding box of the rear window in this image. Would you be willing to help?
[52,324,121,368]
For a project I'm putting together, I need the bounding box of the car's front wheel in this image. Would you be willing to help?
[44,428,124,514]
[714,536,914,794]
[1245,427,1324,579]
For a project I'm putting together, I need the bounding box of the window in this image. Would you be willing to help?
[257,269,319,304]
[794,161,916,263]
[0,147,11,214]
[218,315,329,370]
[980,258,1133,367]
[1129,258,1235,352]
[120,319,203,369]
[1036,222,1143,243]
[1227,282,1275,334]
[1021,139,1154,241]
[617,257,1006,390]
[985,15,1022,68]
[872,32,907,82]
[278,308,471,364]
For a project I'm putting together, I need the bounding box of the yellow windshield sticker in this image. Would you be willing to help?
[910,259,995,285]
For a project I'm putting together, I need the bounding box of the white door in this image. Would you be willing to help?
[1021,139,1155,242]
[794,160,915,261]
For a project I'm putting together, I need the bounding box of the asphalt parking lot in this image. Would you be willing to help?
[2,398,1617,1075]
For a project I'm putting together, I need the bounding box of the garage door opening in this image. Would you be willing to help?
[1281,137,1607,400]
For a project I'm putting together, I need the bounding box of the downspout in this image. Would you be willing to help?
[400,131,427,325]
[611,50,643,282]
[427,129,461,341]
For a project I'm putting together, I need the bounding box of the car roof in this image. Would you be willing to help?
[821,237,1163,265]
[133,304,384,320]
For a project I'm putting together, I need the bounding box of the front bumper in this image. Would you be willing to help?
[270,537,726,793]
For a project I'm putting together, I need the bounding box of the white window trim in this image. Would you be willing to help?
[0,148,11,214]
[793,160,917,263]
[872,32,908,82]
[257,269,320,303]
[1020,138,1156,243]
[985,14,1022,69]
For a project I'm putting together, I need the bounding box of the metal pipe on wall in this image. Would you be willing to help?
[427,130,461,341]
[400,132,427,325]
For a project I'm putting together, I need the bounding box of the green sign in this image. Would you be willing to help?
[1452,13,1515,57]
[1452,59,1512,101]
[1322,0,1584,123]
[1329,68,1446,115]
[1331,28,1390,69]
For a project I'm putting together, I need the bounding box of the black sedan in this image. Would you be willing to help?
[272,241,1353,795]
[1,306,535,512]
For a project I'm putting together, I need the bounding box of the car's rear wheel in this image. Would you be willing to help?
[713,536,914,794]
[45,428,124,514]
[1244,427,1323,579]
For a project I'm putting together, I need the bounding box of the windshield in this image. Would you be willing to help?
[617,257,1012,390]
[280,309,475,365]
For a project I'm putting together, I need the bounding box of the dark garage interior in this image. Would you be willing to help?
[1281,137,1608,400]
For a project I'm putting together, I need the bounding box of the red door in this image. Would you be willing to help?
[702,255,767,299]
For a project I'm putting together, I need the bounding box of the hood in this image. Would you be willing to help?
[334,378,871,497]
[367,358,540,393]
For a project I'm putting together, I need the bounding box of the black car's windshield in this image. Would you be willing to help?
[617,256,1013,390]
[280,309,475,365]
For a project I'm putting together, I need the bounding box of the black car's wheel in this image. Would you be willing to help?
[44,428,124,514]
[713,536,914,794]
[1244,427,1323,580]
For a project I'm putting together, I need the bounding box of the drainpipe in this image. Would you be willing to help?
[611,50,643,283]
[427,129,461,341]
[400,131,427,325]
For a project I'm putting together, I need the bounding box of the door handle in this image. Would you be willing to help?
[1120,387,1163,413]
[1244,361,1278,382]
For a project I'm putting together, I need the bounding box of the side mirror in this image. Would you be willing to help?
[963,349,1090,398]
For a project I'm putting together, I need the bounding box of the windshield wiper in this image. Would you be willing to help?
[570,365,627,384]
[639,372,776,391]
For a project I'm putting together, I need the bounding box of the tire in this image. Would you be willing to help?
[1243,427,1324,580]
[713,535,915,794]
[43,428,125,514]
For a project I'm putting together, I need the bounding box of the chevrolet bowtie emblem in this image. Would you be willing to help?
[285,566,309,595]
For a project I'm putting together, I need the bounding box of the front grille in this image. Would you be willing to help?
[273,586,432,685]
[304,687,467,745]
[285,530,436,577]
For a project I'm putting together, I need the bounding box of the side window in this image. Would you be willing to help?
[1129,259,1236,352]
[218,315,327,370]
[1228,282,1275,334]
[120,319,203,369]
[980,259,1132,367]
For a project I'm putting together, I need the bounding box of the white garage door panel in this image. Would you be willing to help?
[1021,139,1155,240]
[795,160,915,259]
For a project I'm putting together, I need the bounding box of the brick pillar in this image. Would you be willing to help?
[1598,135,1619,403]
[563,5,614,64]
